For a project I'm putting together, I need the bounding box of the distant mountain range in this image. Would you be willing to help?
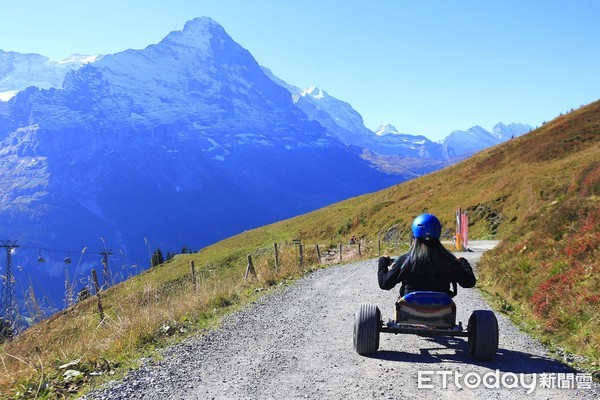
[0,50,100,101]
[261,67,531,174]
[442,123,532,158]
[2,48,531,167]
[0,17,530,314]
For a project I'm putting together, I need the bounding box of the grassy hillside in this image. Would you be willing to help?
[475,103,600,372]
[1,100,599,398]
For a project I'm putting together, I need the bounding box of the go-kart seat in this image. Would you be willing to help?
[395,291,456,328]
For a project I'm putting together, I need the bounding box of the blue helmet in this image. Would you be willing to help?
[411,213,441,239]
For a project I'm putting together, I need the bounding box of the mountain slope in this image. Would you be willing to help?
[0,17,402,308]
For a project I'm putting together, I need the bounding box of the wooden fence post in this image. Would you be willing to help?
[190,260,197,294]
[378,236,381,256]
[316,244,321,264]
[299,244,304,266]
[91,269,105,322]
[274,243,279,273]
[339,243,343,262]
[358,240,361,256]
[244,255,257,283]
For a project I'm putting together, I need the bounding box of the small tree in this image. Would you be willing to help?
[151,248,164,267]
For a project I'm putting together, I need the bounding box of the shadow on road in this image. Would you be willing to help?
[370,336,578,374]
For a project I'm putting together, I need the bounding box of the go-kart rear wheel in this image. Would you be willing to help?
[353,304,380,355]
[468,310,499,360]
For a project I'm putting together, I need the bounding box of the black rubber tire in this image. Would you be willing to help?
[353,304,380,355]
[468,310,499,361]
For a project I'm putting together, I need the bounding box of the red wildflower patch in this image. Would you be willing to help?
[530,265,584,318]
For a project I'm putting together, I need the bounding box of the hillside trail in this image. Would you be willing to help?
[83,241,598,400]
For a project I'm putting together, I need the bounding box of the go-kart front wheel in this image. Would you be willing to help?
[468,310,499,360]
[353,304,380,355]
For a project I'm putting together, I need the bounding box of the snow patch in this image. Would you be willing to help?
[234,133,271,146]
[0,90,18,101]
[56,54,101,64]
[375,124,400,136]
[301,86,324,100]
[203,138,220,152]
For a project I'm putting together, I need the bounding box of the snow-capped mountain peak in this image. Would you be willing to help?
[301,86,325,100]
[443,122,532,158]
[56,53,102,64]
[464,125,488,135]
[159,17,220,52]
[375,124,400,136]
[0,49,101,101]
[492,122,532,140]
[0,90,18,101]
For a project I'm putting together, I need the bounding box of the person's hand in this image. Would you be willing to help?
[378,256,392,268]
[458,257,471,269]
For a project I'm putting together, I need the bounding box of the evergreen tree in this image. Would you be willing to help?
[151,248,164,267]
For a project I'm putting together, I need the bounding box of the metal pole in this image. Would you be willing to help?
[0,240,20,336]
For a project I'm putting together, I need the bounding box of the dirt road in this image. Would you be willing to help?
[84,241,598,399]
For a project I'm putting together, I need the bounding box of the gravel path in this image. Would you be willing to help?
[82,241,599,399]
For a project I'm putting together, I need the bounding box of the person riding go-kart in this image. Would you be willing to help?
[378,213,476,297]
[354,213,499,360]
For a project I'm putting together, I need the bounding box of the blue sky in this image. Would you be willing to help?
[1,0,599,140]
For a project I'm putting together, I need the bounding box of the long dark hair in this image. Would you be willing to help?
[403,237,458,274]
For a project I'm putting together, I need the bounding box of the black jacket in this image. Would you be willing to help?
[377,254,476,297]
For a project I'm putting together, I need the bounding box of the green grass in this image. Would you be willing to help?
[1,100,599,397]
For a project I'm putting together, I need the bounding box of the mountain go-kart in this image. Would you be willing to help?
[353,282,499,360]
